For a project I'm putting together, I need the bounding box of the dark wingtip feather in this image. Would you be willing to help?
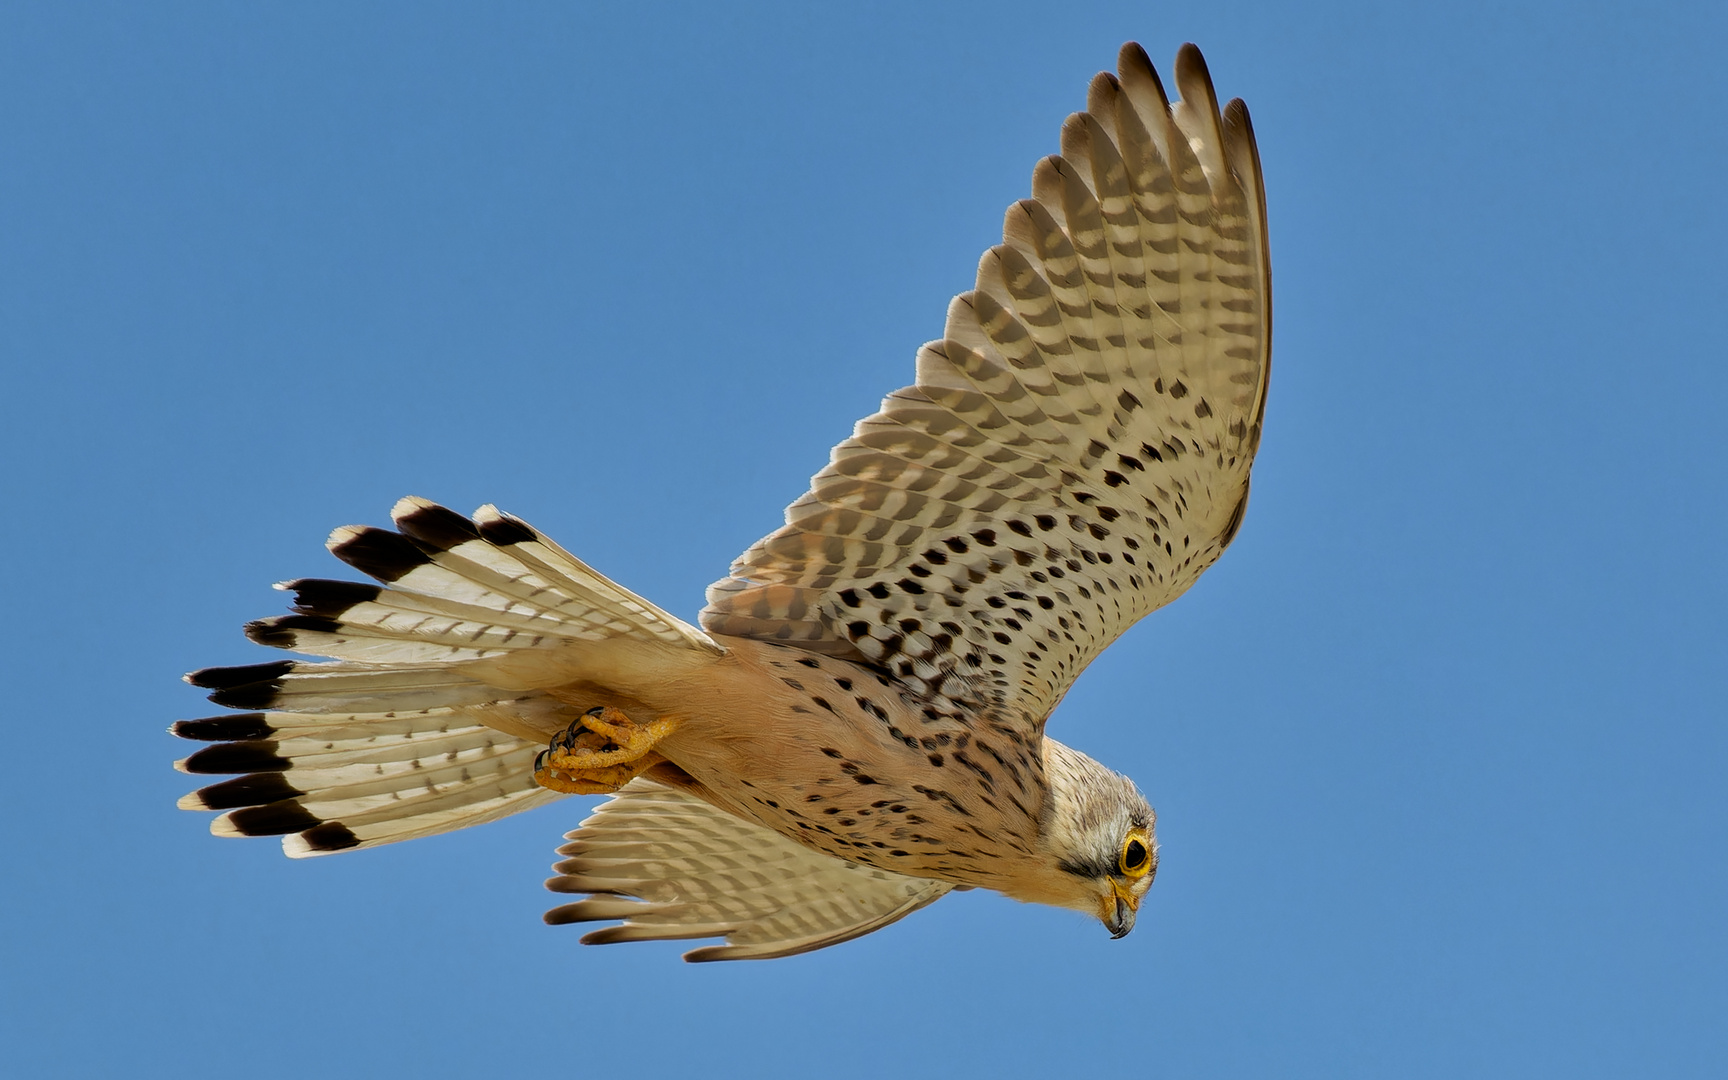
[296,822,361,853]
[280,578,382,617]
[245,614,343,649]
[226,800,323,836]
[171,713,275,742]
[1176,41,1209,81]
[680,946,731,963]
[181,741,289,775]
[1086,69,1121,118]
[578,926,640,946]
[1224,96,1254,132]
[190,773,305,811]
[1117,41,1166,103]
[394,501,481,553]
[330,526,432,583]
[1174,43,1220,117]
[543,901,599,924]
[476,513,537,546]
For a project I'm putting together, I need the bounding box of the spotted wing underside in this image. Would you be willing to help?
[701,44,1271,729]
[544,778,953,962]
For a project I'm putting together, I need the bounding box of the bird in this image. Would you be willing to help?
[172,41,1269,962]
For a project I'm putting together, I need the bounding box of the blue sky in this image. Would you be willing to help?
[2,2,1724,1076]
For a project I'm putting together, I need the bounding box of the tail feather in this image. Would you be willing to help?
[212,744,544,836]
[186,660,507,714]
[180,730,524,799]
[344,497,720,654]
[246,576,587,665]
[177,718,525,777]
[468,502,718,653]
[174,497,718,858]
[174,699,564,857]
[283,780,559,856]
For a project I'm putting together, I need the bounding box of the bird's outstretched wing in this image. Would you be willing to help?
[545,778,952,962]
[701,44,1270,730]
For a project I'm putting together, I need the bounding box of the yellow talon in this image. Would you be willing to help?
[531,706,682,795]
[533,764,642,795]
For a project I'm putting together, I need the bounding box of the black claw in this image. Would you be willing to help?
[548,718,581,755]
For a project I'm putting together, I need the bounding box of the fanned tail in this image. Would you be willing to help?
[173,497,724,858]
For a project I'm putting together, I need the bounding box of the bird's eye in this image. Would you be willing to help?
[1120,835,1151,877]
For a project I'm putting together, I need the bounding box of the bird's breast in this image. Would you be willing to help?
[646,638,1050,888]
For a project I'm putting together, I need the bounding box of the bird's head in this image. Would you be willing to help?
[1013,737,1158,939]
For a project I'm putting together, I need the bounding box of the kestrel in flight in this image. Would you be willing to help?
[174,42,1270,961]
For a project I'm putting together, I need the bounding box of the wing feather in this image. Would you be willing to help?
[701,43,1269,729]
[544,779,952,962]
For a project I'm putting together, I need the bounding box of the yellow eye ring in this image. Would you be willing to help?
[1119,833,1152,878]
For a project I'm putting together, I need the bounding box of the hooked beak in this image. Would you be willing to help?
[1105,883,1138,939]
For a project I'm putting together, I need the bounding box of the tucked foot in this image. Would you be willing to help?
[532,706,682,795]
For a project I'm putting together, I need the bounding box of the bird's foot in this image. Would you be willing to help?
[532,706,682,795]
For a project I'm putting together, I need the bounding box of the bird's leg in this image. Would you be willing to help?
[532,706,683,795]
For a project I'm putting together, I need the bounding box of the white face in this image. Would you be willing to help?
[1036,802,1159,936]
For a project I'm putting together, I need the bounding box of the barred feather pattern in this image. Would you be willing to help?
[701,43,1271,730]
[260,495,720,665]
[174,696,567,857]
[545,778,953,961]
[173,496,720,857]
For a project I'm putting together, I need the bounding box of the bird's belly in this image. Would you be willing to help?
[651,649,1047,887]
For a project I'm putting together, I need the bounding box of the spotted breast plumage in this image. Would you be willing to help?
[173,42,1270,961]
